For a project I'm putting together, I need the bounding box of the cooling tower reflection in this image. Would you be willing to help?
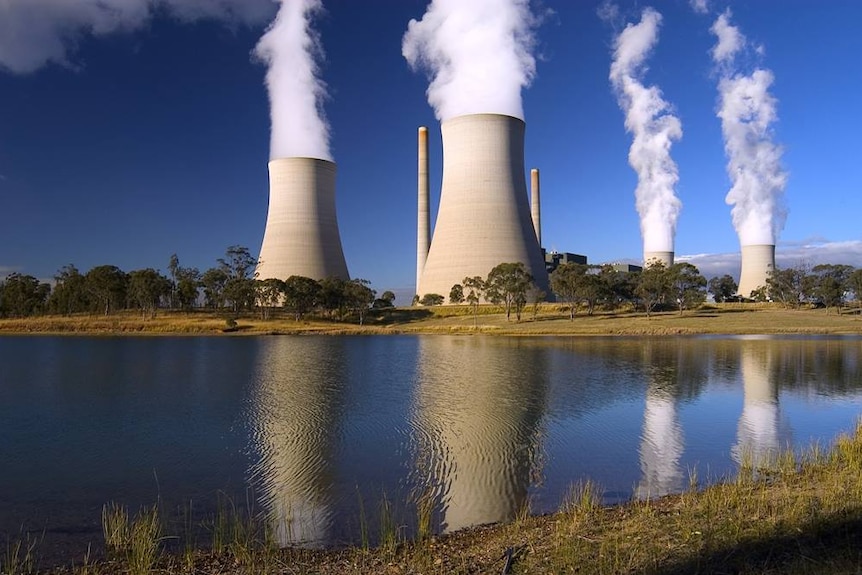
[247,337,346,547]
[412,337,548,533]
[733,342,782,469]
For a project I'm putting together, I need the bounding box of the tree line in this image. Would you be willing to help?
[0,246,395,323]
[415,259,862,321]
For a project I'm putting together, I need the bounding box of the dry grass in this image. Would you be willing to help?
[1,304,861,337]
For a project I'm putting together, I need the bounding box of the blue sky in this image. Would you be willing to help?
[1,0,860,300]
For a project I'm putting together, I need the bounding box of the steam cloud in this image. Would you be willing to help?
[255,0,331,161]
[0,0,274,74]
[609,8,682,254]
[402,0,539,121]
[711,10,787,246]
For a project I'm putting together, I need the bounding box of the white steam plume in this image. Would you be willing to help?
[609,8,682,254]
[0,0,274,74]
[255,0,331,161]
[402,0,538,121]
[711,10,787,246]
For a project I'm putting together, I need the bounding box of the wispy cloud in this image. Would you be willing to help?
[689,0,709,15]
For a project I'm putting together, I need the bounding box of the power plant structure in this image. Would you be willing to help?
[643,251,674,269]
[415,114,550,301]
[256,158,350,281]
[737,244,775,298]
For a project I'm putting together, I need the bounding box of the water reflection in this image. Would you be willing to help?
[247,338,346,547]
[733,341,785,468]
[635,340,704,499]
[413,337,548,532]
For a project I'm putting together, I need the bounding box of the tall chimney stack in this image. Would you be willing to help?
[417,127,430,295]
[530,168,541,247]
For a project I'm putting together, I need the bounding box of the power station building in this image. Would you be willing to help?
[256,158,350,282]
[415,114,549,301]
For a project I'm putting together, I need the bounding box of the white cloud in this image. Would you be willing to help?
[0,0,275,74]
[690,0,709,15]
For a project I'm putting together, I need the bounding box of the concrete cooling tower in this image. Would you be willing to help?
[643,251,674,269]
[416,114,549,300]
[257,158,350,281]
[737,244,775,298]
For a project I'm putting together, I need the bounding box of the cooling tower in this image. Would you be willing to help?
[416,114,549,300]
[737,244,775,298]
[733,343,780,470]
[257,158,349,281]
[530,168,541,246]
[417,127,430,294]
[643,251,674,269]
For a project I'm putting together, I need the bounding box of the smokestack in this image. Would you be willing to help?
[256,158,350,281]
[417,127,430,294]
[737,244,775,298]
[416,113,549,299]
[530,168,541,246]
[643,251,674,269]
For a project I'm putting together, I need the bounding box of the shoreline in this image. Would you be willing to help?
[1,304,861,337]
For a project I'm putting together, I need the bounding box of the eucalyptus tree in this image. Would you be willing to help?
[462,276,485,326]
[449,283,464,304]
[0,273,50,317]
[635,261,671,317]
[668,263,707,314]
[127,268,171,318]
[346,278,376,325]
[255,277,285,319]
[283,275,320,320]
[707,274,738,303]
[85,265,128,315]
[485,262,534,321]
[810,264,855,314]
[47,264,88,315]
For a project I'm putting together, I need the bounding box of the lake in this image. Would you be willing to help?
[1,334,861,563]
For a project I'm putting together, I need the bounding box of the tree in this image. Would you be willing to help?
[766,267,807,309]
[808,264,854,314]
[175,266,201,311]
[550,262,583,320]
[200,267,229,310]
[345,278,376,325]
[419,293,444,306]
[708,274,738,303]
[168,253,180,308]
[319,277,348,319]
[0,273,50,317]
[463,276,485,327]
[85,265,128,315]
[668,263,707,314]
[449,284,464,305]
[599,265,637,309]
[635,261,671,318]
[484,262,534,321]
[127,268,171,318]
[255,278,285,319]
[219,246,258,313]
[283,276,321,320]
[373,290,396,310]
[848,268,862,311]
[48,264,89,315]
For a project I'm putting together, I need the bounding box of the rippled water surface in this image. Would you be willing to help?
[2,335,861,561]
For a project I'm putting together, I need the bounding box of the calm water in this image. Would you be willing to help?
[2,334,862,562]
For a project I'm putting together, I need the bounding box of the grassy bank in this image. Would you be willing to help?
[1,304,861,336]
[5,422,862,574]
